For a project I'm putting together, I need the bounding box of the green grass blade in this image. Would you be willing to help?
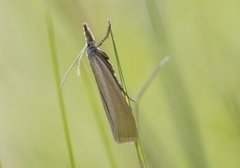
[109,28,131,105]
[135,140,148,168]
[133,57,169,168]
[109,25,148,168]
[134,56,169,122]
[135,56,169,102]
[44,1,76,167]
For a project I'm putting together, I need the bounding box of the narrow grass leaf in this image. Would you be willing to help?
[109,24,148,168]
[44,1,76,167]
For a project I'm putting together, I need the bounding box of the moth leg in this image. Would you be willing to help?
[121,89,135,102]
[97,21,112,47]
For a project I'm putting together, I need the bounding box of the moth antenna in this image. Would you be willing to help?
[61,45,87,88]
[76,54,81,76]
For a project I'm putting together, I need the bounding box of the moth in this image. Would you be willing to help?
[62,21,138,143]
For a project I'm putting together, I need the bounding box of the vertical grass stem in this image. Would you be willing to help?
[44,1,76,167]
[109,25,148,168]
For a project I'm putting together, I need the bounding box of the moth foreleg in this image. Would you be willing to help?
[97,21,112,47]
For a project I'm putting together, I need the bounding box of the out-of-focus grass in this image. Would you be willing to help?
[44,1,76,167]
[0,0,240,167]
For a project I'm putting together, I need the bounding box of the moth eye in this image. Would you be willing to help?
[89,41,96,46]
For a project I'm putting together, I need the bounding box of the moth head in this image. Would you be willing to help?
[83,23,96,47]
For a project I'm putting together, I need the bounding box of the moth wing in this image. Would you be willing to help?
[88,52,138,143]
[97,50,133,100]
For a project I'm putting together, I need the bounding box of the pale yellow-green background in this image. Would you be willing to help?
[0,0,240,168]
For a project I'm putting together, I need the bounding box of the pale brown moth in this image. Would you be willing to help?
[62,21,138,143]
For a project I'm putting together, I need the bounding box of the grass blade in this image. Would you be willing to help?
[109,25,131,105]
[109,24,148,168]
[44,1,76,167]
[134,56,169,123]
[134,56,170,102]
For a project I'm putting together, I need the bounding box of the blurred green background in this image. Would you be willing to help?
[1,0,240,167]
